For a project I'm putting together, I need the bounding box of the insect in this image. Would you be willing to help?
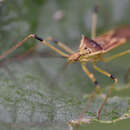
[0,6,130,121]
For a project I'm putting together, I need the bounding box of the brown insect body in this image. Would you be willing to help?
[68,35,104,63]
[68,25,130,63]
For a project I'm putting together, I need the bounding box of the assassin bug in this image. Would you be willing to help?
[0,6,130,121]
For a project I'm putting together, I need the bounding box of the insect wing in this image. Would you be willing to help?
[94,26,130,52]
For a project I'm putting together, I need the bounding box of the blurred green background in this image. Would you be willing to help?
[0,0,130,130]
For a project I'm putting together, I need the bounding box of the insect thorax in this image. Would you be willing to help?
[79,35,102,51]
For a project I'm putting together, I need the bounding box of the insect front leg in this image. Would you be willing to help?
[0,34,70,61]
[16,35,71,60]
[0,34,35,60]
[35,35,69,58]
[93,63,118,119]
[81,62,101,92]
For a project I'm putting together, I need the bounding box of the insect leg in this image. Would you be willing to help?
[17,36,66,60]
[0,34,69,61]
[91,5,98,39]
[35,35,69,58]
[79,62,101,120]
[93,63,118,119]
[103,50,130,62]
[0,34,35,60]
[81,62,100,91]
[16,43,41,60]
[48,37,74,54]
[103,50,130,83]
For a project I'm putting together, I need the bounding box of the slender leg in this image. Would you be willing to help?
[79,62,101,120]
[37,36,69,58]
[0,34,69,61]
[103,50,130,62]
[93,63,118,119]
[48,37,74,54]
[16,43,41,60]
[91,5,98,39]
[0,34,35,60]
[17,36,69,60]
[103,50,130,84]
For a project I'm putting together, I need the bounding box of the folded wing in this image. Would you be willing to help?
[94,25,130,52]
